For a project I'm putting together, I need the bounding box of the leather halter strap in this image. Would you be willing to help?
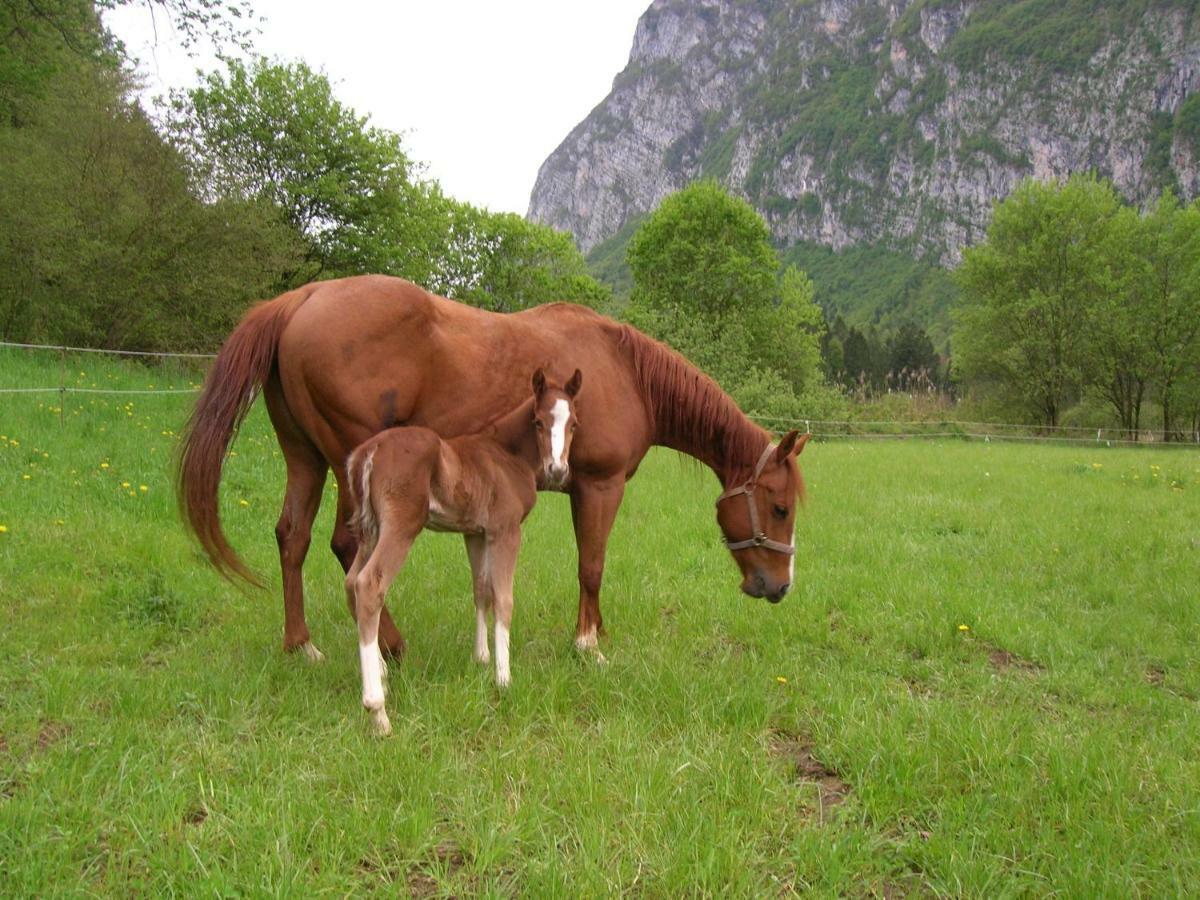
[715,442,795,556]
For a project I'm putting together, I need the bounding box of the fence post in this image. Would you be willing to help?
[58,347,66,427]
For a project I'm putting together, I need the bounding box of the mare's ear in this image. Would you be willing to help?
[532,367,546,398]
[565,368,583,398]
[774,430,811,462]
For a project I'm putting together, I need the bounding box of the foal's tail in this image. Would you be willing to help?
[177,287,311,585]
[345,445,379,552]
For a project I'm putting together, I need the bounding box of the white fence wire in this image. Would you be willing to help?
[2,341,1197,447]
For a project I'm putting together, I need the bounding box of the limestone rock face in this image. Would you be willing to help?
[528,0,1200,263]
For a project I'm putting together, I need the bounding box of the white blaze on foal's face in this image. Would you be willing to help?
[531,367,582,488]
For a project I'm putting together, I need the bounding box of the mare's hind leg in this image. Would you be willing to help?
[332,475,407,660]
[353,529,414,737]
[270,419,328,662]
[464,534,494,665]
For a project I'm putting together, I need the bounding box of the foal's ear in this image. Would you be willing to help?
[565,368,583,398]
[774,430,811,462]
[532,367,546,398]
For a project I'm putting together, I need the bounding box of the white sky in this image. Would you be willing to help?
[104,0,649,215]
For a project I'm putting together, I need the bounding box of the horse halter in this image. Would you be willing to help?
[715,442,795,556]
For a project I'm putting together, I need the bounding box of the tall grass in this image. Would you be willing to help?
[1,348,1198,895]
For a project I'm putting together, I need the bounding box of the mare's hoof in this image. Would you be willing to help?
[369,708,392,737]
[293,642,325,663]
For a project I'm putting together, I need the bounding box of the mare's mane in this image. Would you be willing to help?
[617,325,769,483]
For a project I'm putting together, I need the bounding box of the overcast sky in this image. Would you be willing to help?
[104,0,649,215]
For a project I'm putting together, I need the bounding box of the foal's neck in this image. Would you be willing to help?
[477,398,541,474]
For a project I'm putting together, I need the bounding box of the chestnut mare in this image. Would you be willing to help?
[346,368,581,735]
[178,275,810,661]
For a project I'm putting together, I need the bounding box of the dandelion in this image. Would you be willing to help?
[775,676,788,684]
[121,481,131,489]
[0,525,8,533]
[239,499,249,507]
[54,519,64,526]
[22,474,31,481]
[100,462,110,469]
[139,485,148,493]
[957,624,970,632]
[1091,462,1102,470]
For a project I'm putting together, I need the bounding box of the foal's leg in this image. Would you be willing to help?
[333,472,408,660]
[487,529,521,688]
[464,534,494,665]
[569,475,626,662]
[353,529,414,736]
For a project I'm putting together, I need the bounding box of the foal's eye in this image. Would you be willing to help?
[570,423,578,432]
[534,420,544,430]
[772,504,788,520]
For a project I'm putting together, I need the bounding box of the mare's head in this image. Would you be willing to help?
[716,430,811,603]
[531,367,582,489]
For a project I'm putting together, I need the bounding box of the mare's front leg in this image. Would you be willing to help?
[464,534,493,665]
[569,474,626,662]
[333,478,407,659]
[487,529,521,687]
[352,529,414,737]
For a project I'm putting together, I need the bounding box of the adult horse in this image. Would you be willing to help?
[179,275,809,661]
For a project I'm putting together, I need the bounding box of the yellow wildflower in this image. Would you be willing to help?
[239,499,249,507]
[121,481,130,489]
[0,525,8,533]
[775,676,788,684]
[139,485,148,492]
[957,624,970,632]
[100,462,110,469]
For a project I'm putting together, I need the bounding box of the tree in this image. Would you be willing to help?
[1136,193,1200,440]
[954,175,1123,426]
[626,180,824,412]
[433,202,609,312]
[169,57,425,285]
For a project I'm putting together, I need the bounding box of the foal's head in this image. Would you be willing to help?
[531,367,582,489]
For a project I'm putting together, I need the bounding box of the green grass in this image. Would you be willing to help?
[2,348,1199,895]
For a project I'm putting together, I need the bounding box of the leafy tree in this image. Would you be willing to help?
[1137,193,1200,440]
[954,175,1123,426]
[169,57,424,284]
[434,202,609,312]
[626,180,824,413]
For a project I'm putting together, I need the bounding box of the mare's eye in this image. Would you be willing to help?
[773,504,788,520]
[570,423,578,432]
[534,420,544,430]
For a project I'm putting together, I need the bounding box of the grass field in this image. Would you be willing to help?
[1,347,1199,896]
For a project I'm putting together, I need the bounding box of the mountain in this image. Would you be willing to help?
[528,0,1200,273]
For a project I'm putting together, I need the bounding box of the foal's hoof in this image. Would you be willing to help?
[293,641,325,664]
[369,708,392,737]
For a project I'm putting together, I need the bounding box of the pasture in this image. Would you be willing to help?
[1,348,1198,896]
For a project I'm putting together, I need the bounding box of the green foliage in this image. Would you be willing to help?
[627,181,824,416]
[780,240,959,349]
[955,177,1200,436]
[433,203,610,313]
[955,175,1123,425]
[169,57,425,284]
[0,3,301,351]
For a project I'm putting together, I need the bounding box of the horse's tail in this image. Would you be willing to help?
[345,445,378,553]
[177,288,311,585]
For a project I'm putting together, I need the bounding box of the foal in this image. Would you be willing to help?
[345,368,582,735]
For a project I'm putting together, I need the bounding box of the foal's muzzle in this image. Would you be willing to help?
[544,463,569,488]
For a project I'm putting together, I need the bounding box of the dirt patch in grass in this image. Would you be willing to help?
[36,720,70,751]
[984,644,1043,673]
[1145,664,1165,686]
[183,803,208,826]
[406,842,469,898]
[768,731,850,820]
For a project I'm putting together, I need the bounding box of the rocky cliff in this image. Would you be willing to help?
[528,0,1200,264]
